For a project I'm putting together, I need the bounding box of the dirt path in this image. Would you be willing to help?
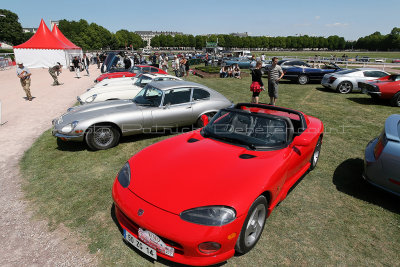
[0,65,100,266]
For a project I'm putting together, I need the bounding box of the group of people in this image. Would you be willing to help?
[16,53,94,101]
[71,54,90,79]
[220,64,241,79]
[250,57,284,106]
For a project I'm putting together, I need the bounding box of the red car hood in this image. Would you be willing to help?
[98,72,135,80]
[128,131,286,216]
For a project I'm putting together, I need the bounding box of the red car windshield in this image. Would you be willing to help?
[202,109,289,150]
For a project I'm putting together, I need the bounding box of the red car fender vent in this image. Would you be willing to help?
[239,154,257,159]
[187,138,199,143]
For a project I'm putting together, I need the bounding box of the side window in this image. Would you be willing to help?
[142,67,151,73]
[192,88,210,101]
[163,88,192,106]
[150,67,158,73]
[363,71,387,78]
[375,71,388,78]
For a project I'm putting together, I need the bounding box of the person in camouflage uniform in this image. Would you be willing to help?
[49,62,63,86]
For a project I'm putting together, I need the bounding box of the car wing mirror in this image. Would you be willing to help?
[163,103,171,109]
[291,136,309,147]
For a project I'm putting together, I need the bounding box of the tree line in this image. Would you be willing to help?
[151,34,350,50]
[0,9,399,51]
[58,19,145,50]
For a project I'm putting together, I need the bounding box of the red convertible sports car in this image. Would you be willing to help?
[359,74,400,106]
[112,103,324,266]
[94,65,167,83]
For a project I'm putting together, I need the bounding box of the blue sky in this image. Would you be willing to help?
[2,0,399,40]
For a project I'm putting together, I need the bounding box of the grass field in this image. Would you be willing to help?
[20,69,400,266]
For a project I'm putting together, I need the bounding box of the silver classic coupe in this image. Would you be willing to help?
[52,80,232,150]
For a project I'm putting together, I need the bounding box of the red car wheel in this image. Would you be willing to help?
[235,195,268,254]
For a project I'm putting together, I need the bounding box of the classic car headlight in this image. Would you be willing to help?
[117,163,131,188]
[61,121,79,133]
[85,94,97,103]
[180,206,236,226]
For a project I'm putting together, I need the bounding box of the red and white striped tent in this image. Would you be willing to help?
[13,19,82,68]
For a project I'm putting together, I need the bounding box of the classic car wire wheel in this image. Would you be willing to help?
[244,203,266,247]
[94,127,114,147]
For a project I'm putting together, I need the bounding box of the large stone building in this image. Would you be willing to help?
[135,31,184,48]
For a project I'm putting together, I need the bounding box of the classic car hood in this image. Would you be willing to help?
[60,100,139,123]
[128,131,285,216]
[81,84,140,98]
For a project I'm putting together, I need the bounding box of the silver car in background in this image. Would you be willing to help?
[52,80,232,150]
[321,68,389,94]
[364,114,400,197]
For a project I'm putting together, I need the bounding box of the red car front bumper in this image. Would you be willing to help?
[112,179,245,266]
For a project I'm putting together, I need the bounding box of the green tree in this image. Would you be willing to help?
[0,9,24,45]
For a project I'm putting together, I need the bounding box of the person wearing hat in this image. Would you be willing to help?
[16,62,33,101]
[49,62,63,86]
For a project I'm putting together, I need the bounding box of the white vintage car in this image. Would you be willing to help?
[78,73,182,104]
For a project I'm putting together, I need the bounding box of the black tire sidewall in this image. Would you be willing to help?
[309,136,322,170]
[235,195,268,255]
[390,92,400,107]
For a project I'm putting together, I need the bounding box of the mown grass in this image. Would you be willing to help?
[20,69,400,266]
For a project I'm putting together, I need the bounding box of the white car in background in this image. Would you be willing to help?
[78,73,182,104]
[321,68,389,94]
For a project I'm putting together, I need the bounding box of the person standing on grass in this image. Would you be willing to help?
[267,57,284,106]
[16,62,33,101]
[250,61,264,104]
[49,62,62,86]
[72,56,80,78]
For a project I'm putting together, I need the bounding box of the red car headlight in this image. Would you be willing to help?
[117,162,131,188]
[180,206,236,226]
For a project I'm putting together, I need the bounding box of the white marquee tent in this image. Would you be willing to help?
[13,19,82,68]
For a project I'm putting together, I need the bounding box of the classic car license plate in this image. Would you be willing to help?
[138,228,174,257]
[123,229,157,260]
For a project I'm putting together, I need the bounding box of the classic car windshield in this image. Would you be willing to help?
[134,75,153,87]
[133,86,163,106]
[202,109,288,149]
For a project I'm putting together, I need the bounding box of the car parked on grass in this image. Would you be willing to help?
[223,57,256,69]
[78,73,182,104]
[321,68,390,94]
[95,65,167,83]
[282,62,342,85]
[359,74,400,106]
[52,80,232,150]
[112,103,324,266]
[363,114,400,196]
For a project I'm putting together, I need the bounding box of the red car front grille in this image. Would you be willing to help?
[116,206,184,255]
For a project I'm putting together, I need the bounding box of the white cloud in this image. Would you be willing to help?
[315,16,320,20]
[325,22,349,27]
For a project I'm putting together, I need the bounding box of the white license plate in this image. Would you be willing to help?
[124,229,157,260]
[139,228,174,257]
